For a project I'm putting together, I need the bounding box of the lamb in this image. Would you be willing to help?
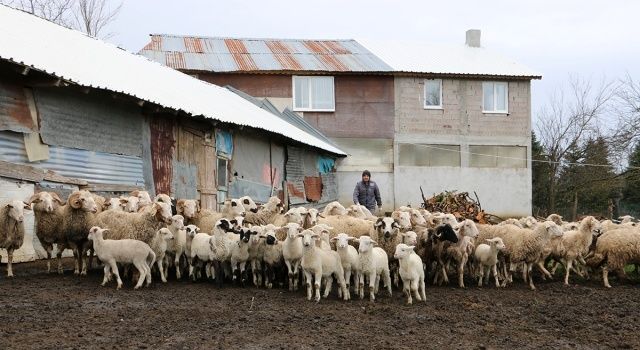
[130,190,153,211]
[321,201,347,216]
[346,204,376,221]
[261,224,285,289]
[190,199,246,233]
[88,226,155,289]
[398,207,427,227]
[394,243,426,305]
[372,217,402,287]
[435,219,479,288]
[304,208,321,228]
[164,214,186,279]
[558,216,602,285]
[184,224,199,277]
[208,218,235,287]
[149,228,174,283]
[27,191,67,274]
[154,193,173,205]
[519,216,538,229]
[61,190,98,276]
[498,218,523,228]
[103,197,124,212]
[310,223,333,250]
[247,224,266,287]
[239,196,259,213]
[0,199,31,277]
[282,222,304,291]
[391,210,412,230]
[243,197,284,227]
[92,202,173,244]
[120,196,140,213]
[229,227,251,286]
[331,233,360,292]
[189,229,214,282]
[546,214,564,226]
[355,235,391,302]
[317,214,375,240]
[298,229,349,302]
[474,237,506,287]
[586,227,640,288]
[619,215,635,224]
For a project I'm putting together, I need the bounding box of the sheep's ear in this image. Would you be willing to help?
[347,236,356,241]
[196,200,201,213]
[176,199,185,208]
[407,245,416,251]
[375,218,384,227]
[318,213,325,218]
[103,229,110,235]
[23,201,32,210]
[27,194,40,204]
[370,240,378,246]
[119,198,129,204]
[297,226,304,233]
[295,232,304,238]
[311,233,320,239]
[330,237,337,242]
[243,198,250,205]
[231,200,238,207]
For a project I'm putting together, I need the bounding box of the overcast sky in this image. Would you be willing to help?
[106,0,640,117]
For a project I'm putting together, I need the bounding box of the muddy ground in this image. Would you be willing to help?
[0,259,639,350]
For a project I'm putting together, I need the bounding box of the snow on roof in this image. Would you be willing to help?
[360,40,541,78]
[0,6,346,156]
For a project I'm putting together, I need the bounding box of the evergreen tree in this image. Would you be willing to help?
[531,131,551,216]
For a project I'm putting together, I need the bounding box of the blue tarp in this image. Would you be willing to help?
[216,129,233,158]
[317,156,335,174]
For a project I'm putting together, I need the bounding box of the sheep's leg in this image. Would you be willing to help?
[6,249,14,277]
[101,264,111,286]
[133,261,147,289]
[174,254,182,280]
[72,248,80,275]
[403,283,412,305]
[145,261,152,286]
[44,244,53,273]
[285,260,294,291]
[602,266,612,288]
[157,258,166,283]
[383,269,392,297]
[564,259,574,286]
[419,276,426,302]
[163,256,169,280]
[477,265,485,287]
[411,278,421,302]
[80,246,89,276]
[527,263,536,290]
[337,270,349,301]
[492,264,500,288]
[483,265,491,285]
[304,270,313,301]
[313,271,322,302]
[87,248,95,271]
[458,256,467,288]
[323,276,333,298]
[536,261,553,280]
[109,261,123,289]
[344,268,351,292]
[368,272,377,302]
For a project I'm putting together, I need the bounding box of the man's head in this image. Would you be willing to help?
[362,170,371,182]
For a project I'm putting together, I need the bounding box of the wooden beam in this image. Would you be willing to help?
[80,183,144,192]
[43,171,87,186]
[0,160,44,182]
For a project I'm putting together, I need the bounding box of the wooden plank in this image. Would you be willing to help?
[22,88,50,161]
[81,183,144,192]
[0,160,44,182]
[43,171,87,186]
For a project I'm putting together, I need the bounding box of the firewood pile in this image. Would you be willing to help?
[420,188,500,224]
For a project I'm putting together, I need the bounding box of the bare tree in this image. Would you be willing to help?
[535,75,615,212]
[74,0,122,38]
[610,74,640,157]
[0,0,75,25]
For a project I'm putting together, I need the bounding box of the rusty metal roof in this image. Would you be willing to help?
[139,35,393,73]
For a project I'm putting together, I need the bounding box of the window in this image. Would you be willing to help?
[293,76,335,112]
[398,144,460,167]
[217,157,228,189]
[469,145,527,168]
[482,82,508,113]
[424,79,442,108]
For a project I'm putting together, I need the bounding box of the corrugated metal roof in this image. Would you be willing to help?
[138,35,393,73]
[0,6,346,156]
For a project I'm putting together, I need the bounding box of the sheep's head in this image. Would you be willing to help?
[401,231,418,246]
[157,227,174,241]
[486,237,506,251]
[284,222,303,239]
[297,229,319,248]
[215,218,233,233]
[176,199,199,219]
[394,243,415,260]
[154,193,173,204]
[262,196,282,213]
[150,202,173,224]
[619,215,635,224]
[347,205,366,219]
[331,233,355,249]
[120,196,140,213]
[356,235,377,253]
[262,224,280,245]
[88,226,108,241]
[230,216,245,232]
[306,208,319,227]
[392,211,412,229]
[433,224,458,243]
[103,197,122,212]
[170,215,184,230]
[249,226,265,245]
[310,224,332,244]
[519,216,538,228]
[185,224,200,238]
[562,222,579,232]
[28,191,63,213]
[580,216,602,237]
[224,198,246,217]
[323,201,346,216]
[546,213,564,226]
[68,190,98,213]
[236,227,252,243]
[375,217,400,240]
[408,209,427,226]
[131,190,152,207]
[455,219,479,238]
[284,209,305,226]
[5,200,30,223]
[541,221,563,238]
[240,196,259,213]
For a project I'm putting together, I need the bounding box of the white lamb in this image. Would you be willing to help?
[283,222,304,291]
[149,228,175,283]
[474,237,506,288]
[298,229,349,302]
[331,233,360,293]
[355,235,392,302]
[394,243,426,305]
[88,226,155,290]
[164,214,186,279]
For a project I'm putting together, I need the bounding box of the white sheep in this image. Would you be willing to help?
[184,224,199,277]
[120,196,140,213]
[321,201,347,216]
[164,214,185,279]
[248,224,266,287]
[189,229,214,281]
[435,219,479,288]
[355,235,391,302]
[103,197,124,212]
[229,227,251,286]
[88,226,155,289]
[298,229,349,302]
[27,191,67,274]
[586,227,640,288]
[394,243,426,305]
[149,228,174,283]
[239,195,258,213]
[130,190,153,210]
[262,224,284,289]
[558,216,602,285]
[282,222,304,291]
[331,233,360,293]
[474,237,506,288]
[0,199,31,277]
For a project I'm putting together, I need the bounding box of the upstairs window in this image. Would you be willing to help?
[293,76,335,112]
[424,79,442,109]
[482,82,508,113]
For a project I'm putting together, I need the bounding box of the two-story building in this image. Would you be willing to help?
[140,31,541,216]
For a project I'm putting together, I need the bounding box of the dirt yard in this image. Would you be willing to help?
[0,259,638,350]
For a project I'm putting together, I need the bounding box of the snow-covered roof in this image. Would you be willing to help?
[0,6,345,156]
[361,40,541,78]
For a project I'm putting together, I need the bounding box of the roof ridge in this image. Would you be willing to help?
[149,34,357,42]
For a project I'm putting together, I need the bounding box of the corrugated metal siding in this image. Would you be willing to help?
[0,82,35,133]
[229,178,272,203]
[139,36,393,73]
[150,118,174,195]
[285,146,306,205]
[0,131,144,185]
[172,160,198,199]
[34,88,143,157]
[319,172,338,203]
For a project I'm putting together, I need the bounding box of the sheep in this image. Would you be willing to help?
[120,196,140,213]
[282,222,304,291]
[298,229,349,302]
[398,207,427,227]
[208,218,235,287]
[418,224,458,279]
[149,228,174,283]
[229,226,251,286]
[310,223,333,250]
[586,227,640,288]
[355,235,391,302]
[27,191,67,274]
[346,204,376,221]
[317,215,375,240]
[435,219,479,288]
[600,219,636,233]
[247,224,266,287]
[321,201,347,217]
[474,237,506,288]
[164,214,185,279]
[372,217,402,287]
[391,210,412,230]
[498,218,523,228]
[261,224,285,289]
[189,229,214,282]
[562,222,579,232]
[546,214,564,226]
[305,208,321,228]
[619,215,635,224]
[88,226,155,289]
[243,197,284,227]
[103,197,124,212]
[239,196,259,213]
[130,190,153,211]
[92,202,173,244]
[184,224,199,277]
[61,190,98,276]
[519,216,538,229]
[154,193,173,205]
[394,243,426,305]
[558,216,602,285]
[331,233,360,294]
[176,198,219,229]
[0,199,31,277]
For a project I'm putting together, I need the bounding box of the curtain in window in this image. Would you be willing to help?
[311,77,334,110]
[294,77,310,109]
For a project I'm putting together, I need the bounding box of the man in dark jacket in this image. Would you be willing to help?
[353,170,382,213]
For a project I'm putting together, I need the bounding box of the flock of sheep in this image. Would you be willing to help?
[1,189,640,304]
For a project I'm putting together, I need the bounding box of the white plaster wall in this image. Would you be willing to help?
[394,166,532,217]
[0,177,37,263]
[337,171,394,213]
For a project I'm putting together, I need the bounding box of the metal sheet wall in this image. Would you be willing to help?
[0,82,34,133]
[34,87,143,157]
[0,131,144,185]
[149,117,174,195]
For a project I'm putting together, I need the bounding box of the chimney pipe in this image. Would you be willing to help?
[465,29,481,48]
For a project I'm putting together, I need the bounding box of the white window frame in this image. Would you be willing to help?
[423,79,443,109]
[292,76,335,112]
[482,82,509,114]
